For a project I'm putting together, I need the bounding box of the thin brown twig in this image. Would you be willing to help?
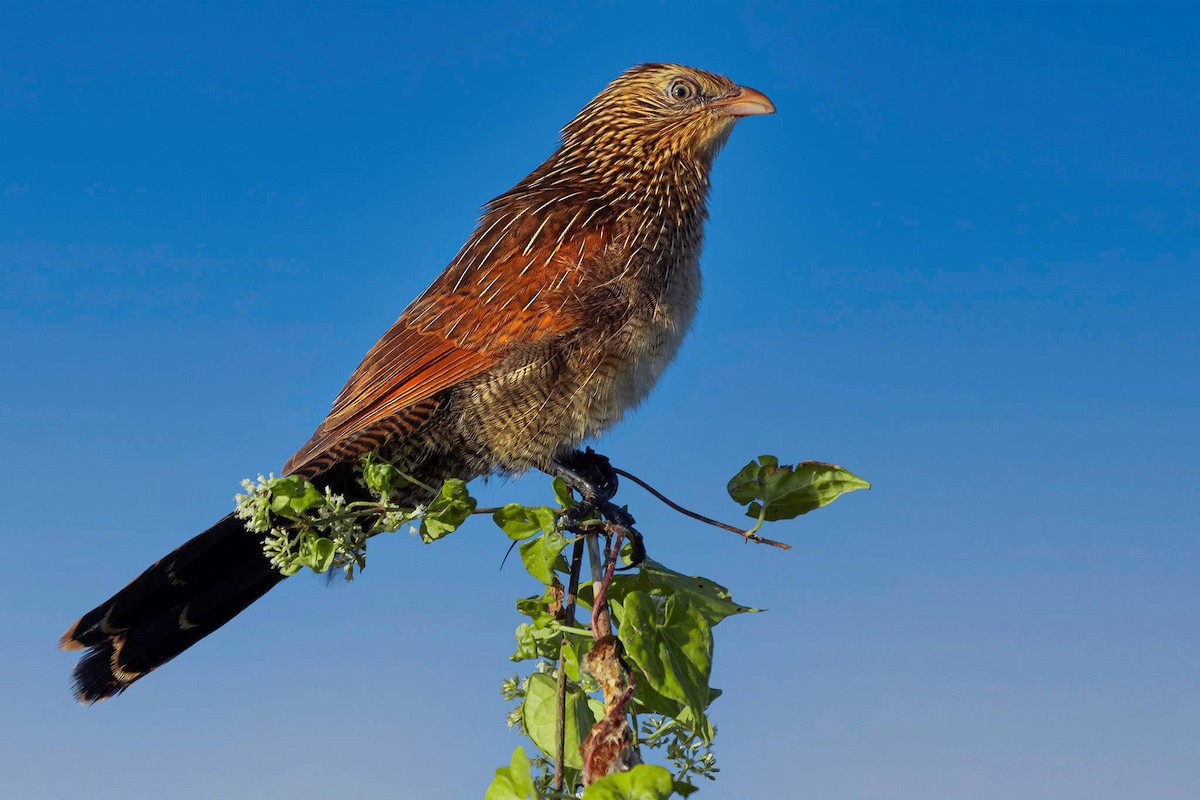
[611,467,792,551]
[553,538,586,793]
[469,506,505,515]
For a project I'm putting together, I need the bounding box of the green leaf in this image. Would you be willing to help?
[552,476,577,508]
[728,456,869,522]
[515,593,555,627]
[629,678,720,742]
[297,533,336,573]
[726,455,778,505]
[360,452,403,497]
[562,635,582,682]
[268,476,323,520]
[581,764,675,799]
[519,530,572,585]
[607,559,759,628]
[494,504,558,541]
[418,478,476,542]
[485,746,540,800]
[521,672,599,770]
[516,581,592,665]
[672,782,700,798]
[511,622,560,662]
[587,695,605,723]
[620,592,714,736]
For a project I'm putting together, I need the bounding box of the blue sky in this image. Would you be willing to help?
[2,3,1197,798]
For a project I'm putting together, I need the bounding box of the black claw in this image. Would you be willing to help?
[549,448,647,569]
[619,529,647,570]
[558,500,593,530]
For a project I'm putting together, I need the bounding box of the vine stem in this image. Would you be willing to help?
[611,467,792,550]
[553,538,586,793]
[585,534,613,639]
[588,528,627,640]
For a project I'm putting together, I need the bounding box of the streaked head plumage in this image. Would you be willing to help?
[561,63,775,165]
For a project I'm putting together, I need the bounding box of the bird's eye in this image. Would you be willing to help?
[668,78,697,102]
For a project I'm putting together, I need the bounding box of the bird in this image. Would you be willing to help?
[60,63,775,704]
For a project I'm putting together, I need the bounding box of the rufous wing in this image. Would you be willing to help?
[283,195,612,476]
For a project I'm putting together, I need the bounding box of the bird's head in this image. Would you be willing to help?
[553,63,774,189]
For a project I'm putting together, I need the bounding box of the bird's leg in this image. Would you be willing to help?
[550,448,645,568]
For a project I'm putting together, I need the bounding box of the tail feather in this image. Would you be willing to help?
[60,513,284,704]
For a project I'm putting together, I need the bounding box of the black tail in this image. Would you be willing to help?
[59,513,284,704]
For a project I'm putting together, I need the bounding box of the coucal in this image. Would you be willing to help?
[60,63,775,703]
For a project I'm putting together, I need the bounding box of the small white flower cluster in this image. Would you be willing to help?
[234,474,276,533]
[261,526,301,575]
[233,467,441,580]
[314,487,368,579]
[379,503,425,537]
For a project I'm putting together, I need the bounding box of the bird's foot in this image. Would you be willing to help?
[552,447,618,504]
[550,448,645,569]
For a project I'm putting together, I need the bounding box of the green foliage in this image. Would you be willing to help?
[552,477,578,509]
[295,532,336,574]
[639,716,718,789]
[619,593,714,737]
[512,584,585,663]
[581,765,676,799]
[485,749,677,800]
[235,475,372,578]
[513,620,563,662]
[601,559,751,742]
[266,475,324,520]
[520,530,574,585]
[486,747,539,800]
[233,453,867,796]
[727,456,869,533]
[607,560,758,628]
[522,673,601,770]
[233,457,478,578]
[495,504,560,540]
[360,450,406,497]
[419,478,477,542]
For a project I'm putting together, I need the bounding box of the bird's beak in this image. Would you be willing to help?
[709,85,776,117]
